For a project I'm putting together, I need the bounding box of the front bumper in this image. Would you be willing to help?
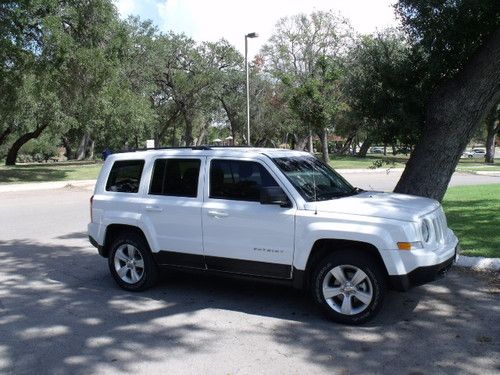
[389,246,458,291]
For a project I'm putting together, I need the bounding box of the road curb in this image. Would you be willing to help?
[0,180,96,193]
[474,171,500,176]
[455,255,500,271]
[335,168,405,174]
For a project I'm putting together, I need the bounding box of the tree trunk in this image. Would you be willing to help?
[485,104,499,163]
[61,136,73,160]
[294,135,309,151]
[154,133,162,148]
[221,98,239,145]
[339,133,355,154]
[485,128,497,163]
[358,136,372,157]
[321,127,329,163]
[5,124,49,165]
[76,133,89,160]
[0,126,12,147]
[308,130,314,154]
[182,108,194,146]
[87,139,95,160]
[395,29,500,201]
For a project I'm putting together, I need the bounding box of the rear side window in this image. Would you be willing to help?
[106,160,144,193]
[210,159,278,201]
[150,158,201,197]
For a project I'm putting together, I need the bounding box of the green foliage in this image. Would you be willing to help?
[2,1,497,166]
[262,11,352,146]
[395,0,500,89]
[344,30,424,146]
[18,133,59,162]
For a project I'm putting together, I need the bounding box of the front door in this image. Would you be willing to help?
[202,158,295,278]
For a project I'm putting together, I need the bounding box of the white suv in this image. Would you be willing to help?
[88,147,459,324]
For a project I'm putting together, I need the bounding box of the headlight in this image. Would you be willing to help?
[421,220,431,243]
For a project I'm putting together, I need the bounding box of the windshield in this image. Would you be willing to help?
[273,156,356,202]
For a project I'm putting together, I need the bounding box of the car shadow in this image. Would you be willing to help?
[0,240,497,374]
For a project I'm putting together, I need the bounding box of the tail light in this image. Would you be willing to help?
[90,195,94,222]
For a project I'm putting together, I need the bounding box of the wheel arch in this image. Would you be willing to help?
[102,224,149,258]
[299,239,389,290]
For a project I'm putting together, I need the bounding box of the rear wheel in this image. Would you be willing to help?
[311,251,386,324]
[108,233,159,291]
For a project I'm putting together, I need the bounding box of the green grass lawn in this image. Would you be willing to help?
[443,184,500,258]
[0,162,102,184]
[455,158,500,172]
[329,154,408,169]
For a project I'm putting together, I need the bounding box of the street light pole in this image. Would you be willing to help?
[245,32,258,146]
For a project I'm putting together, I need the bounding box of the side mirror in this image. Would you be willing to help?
[260,186,291,208]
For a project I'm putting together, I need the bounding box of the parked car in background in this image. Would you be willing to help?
[370,147,384,154]
[396,147,411,155]
[462,148,486,158]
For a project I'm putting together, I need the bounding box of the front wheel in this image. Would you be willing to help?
[108,233,159,291]
[311,251,386,324]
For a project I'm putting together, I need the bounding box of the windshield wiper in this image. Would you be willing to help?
[351,187,364,194]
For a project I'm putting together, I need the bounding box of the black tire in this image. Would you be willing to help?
[108,232,159,291]
[311,250,386,325]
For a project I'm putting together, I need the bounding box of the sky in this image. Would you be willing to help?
[114,0,400,57]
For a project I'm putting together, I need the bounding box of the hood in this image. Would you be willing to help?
[304,191,440,222]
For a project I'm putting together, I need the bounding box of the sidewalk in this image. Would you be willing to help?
[456,255,500,271]
[0,179,96,193]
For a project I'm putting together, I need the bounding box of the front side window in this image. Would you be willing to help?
[273,156,355,202]
[106,160,144,193]
[209,159,278,201]
[150,158,201,197]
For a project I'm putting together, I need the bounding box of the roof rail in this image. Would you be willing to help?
[115,146,212,153]
[114,145,265,154]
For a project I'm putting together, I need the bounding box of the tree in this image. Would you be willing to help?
[393,0,500,200]
[343,30,424,157]
[262,11,352,158]
[4,72,64,165]
[1,0,131,164]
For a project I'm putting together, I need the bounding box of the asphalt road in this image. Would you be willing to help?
[342,170,500,192]
[0,183,499,374]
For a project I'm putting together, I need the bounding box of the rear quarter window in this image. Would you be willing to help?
[106,160,144,193]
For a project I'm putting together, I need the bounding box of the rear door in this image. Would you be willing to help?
[141,156,205,268]
[202,157,296,278]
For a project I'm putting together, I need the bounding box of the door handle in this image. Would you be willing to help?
[208,210,228,218]
[145,206,163,212]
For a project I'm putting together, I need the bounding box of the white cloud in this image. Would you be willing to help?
[114,0,136,17]
[124,0,399,56]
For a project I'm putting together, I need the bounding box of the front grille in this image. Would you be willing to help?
[430,209,447,244]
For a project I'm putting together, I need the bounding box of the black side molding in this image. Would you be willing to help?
[205,256,292,279]
[153,251,206,269]
[152,250,292,279]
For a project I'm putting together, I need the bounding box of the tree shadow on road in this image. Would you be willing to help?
[0,240,498,374]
